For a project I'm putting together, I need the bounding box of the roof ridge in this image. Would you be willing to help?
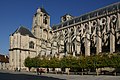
[11,26,36,38]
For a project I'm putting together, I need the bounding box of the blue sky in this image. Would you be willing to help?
[0,0,119,54]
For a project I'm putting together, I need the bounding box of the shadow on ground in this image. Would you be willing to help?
[0,72,65,80]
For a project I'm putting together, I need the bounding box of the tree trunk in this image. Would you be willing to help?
[96,68,99,76]
[67,68,70,75]
[28,67,31,72]
[114,72,117,76]
[82,68,83,75]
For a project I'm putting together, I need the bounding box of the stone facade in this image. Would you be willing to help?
[52,2,120,56]
[9,8,53,70]
[9,2,120,70]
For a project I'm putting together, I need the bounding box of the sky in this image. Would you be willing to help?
[0,0,119,55]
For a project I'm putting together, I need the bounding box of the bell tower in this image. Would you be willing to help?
[32,7,50,39]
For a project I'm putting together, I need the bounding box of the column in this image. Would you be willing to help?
[116,13,120,44]
[110,23,115,53]
[73,26,76,56]
[76,35,81,55]
[85,32,90,56]
[14,34,17,48]
[16,50,20,69]
[66,28,70,55]
[96,29,102,54]
[19,51,21,70]
[73,42,76,56]
[14,50,16,70]
[107,16,110,32]
[10,36,13,49]
[96,19,102,54]
[85,23,90,56]
[117,13,120,29]
[17,33,20,48]
[9,51,12,70]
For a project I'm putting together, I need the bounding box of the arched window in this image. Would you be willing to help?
[43,14,48,24]
[29,41,34,49]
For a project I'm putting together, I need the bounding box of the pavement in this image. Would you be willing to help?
[0,70,120,80]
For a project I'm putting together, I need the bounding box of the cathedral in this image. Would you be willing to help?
[9,2,120,70]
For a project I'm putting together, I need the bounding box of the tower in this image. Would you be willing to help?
[32,7,52,56]
[32,7,50,40]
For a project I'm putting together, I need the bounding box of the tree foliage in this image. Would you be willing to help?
[60,56,79,68]
[24,57,33,71]
[24,53,120,71]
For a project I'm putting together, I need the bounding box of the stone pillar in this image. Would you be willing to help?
[73,44,76,57]
[21,51,25,69]
[76,35,81,54]
[96,29,102,54]
[107,16,110,32]
[67,28,70,54]
[10,36,13,49]
[11,51,14,70]
[116,13,120,44]
[96,20,102,54]
[14,34,17,48]
[73,26,76,56]
[14,50,16,70]
[17,33,20,48]
[85,32,90,56]
[110,23,115,53]
[9,51,13,70]
[85,23,90,56]
[19,52,21,70]
[117,13,120,29]
[16,50,20,69]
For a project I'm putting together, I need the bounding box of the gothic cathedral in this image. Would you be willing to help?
[9,2,120,70]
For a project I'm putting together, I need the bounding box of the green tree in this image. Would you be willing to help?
[49,57,60,68]
[24,57,33,71]
[31,57,41,68]
[111,54,120,68]
[40,57,49,68]
[60,56,74,68]
[60,56,79,75]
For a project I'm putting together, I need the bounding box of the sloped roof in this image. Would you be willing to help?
[12,26,36,38]
[40,7,49,15]
[35,7,49,16]
[0,54,9,63]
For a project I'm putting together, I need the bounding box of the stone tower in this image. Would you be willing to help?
[32,7,52,56]
[32,7,50,40]
[9,7,53,71]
